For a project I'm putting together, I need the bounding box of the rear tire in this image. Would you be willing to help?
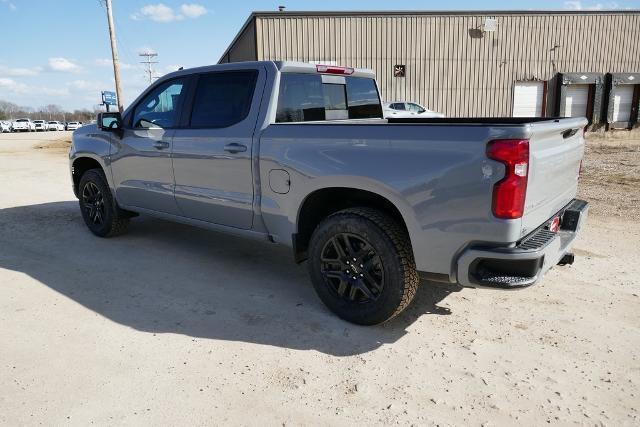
[307,208,419,325]
[78,169,129,237]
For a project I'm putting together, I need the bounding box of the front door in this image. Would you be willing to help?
[171,68,263,229]
[110,77,187,215]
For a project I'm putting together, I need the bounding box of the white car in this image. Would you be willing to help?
[66,121,81,131]
[12,118,36,132]
[0,121,11,132]
[33,120,48,132]
[383,101,445,119]
[48,121,65,131]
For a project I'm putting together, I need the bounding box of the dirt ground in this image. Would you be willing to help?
[0,131,638,426]
[579,139,640,220]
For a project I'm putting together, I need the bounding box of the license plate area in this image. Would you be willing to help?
[546,215,561,233]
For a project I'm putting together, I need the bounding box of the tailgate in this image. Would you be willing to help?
[521,118,587,236]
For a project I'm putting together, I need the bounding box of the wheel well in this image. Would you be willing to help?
[72,157,103,196]
[293,187,409,262]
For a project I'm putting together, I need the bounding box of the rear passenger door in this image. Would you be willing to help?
[171,68,264,229]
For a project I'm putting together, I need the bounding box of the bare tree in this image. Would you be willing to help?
[42,104,63,121]
[0,99,99,122]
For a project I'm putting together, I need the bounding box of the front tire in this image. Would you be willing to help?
[78,169,129,237]
[307,208,419,325]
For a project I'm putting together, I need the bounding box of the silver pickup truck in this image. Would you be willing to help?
[69,61,588,325]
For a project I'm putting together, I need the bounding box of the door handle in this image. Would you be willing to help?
[224,143,247,154]
[153,141,170,150]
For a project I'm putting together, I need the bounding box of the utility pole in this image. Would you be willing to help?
[139,52,159,84]
[104,0,124,112]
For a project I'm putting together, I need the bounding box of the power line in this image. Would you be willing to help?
[139,52,159,84]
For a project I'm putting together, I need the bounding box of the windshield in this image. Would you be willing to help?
[16,119,28,122]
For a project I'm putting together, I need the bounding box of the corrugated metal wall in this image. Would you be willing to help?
[248,12,640,117]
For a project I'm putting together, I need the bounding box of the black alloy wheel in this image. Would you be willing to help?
[78,168,130,237]
[320,232,385,303]
[308,208,419,325]
[82,181,106,226]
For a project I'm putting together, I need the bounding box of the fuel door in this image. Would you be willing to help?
[269,169,291,194]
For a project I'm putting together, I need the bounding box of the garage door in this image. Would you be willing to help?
[512,81,544,117]
[565,84,589,118]
[612,85,634,122]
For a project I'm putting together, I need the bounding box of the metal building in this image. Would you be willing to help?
[219,10,640,129]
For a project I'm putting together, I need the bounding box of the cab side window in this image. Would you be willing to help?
[132,78,186,129]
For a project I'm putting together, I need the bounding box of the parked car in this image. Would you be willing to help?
[11,118,36,132]
[383,101,445,118]
[0,121,11,132]
[48,121,65,131]
[33,120,48,132]
[66,121,81,131]
[69,61,588,325]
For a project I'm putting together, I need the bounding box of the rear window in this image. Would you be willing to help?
[189,70,258,128]
[276,73,382,123]
[17,119,28,122]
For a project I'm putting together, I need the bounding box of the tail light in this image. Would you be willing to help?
[487,139,530,219]
[315,64,354,75]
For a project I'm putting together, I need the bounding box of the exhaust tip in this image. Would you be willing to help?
[558,253,575,266]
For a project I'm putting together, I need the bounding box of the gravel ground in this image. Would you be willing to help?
[0,131,638,425]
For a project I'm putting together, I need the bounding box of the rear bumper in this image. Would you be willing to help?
[456,199,588,289]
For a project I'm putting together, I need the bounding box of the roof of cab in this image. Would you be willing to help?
[161,60,375,81]
[275,61,375,78]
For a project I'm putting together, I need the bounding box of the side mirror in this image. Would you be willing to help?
[97,112,122,132]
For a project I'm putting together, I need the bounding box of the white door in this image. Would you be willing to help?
[512,81,544,117]
[565,84,590,118]
[612,85,634,122]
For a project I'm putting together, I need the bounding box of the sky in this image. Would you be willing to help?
[0,0,638,111]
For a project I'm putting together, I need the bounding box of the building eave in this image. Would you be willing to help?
[250,9,640,17]
[217,13,257,64]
